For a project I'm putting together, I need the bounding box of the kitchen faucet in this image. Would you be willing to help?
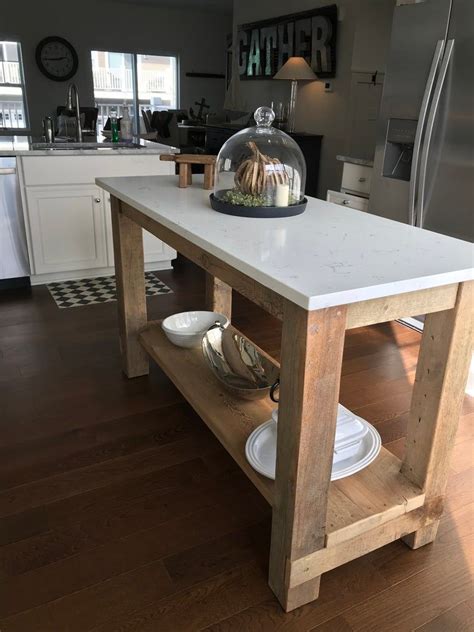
[65,83,83,142]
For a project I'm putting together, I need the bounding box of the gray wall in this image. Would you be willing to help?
[2,0,231,134]
[233,0,395,198]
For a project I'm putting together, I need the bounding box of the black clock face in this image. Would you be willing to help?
[36,37,78,81]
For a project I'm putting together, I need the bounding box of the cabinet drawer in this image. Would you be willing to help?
[341,163,372,196]
[327,189,369,212]
[20,154,175,186]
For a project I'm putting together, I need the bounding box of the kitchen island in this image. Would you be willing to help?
[96,174,473,612]
[1,136,179,284]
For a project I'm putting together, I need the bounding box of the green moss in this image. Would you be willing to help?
[222,189,265,207]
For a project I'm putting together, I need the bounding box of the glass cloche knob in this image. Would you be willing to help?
[254,106,275,127]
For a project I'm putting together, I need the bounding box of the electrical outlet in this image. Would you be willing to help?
[324,82,333,93]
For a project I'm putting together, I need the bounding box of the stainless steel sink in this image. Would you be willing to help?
[31,141,143,150]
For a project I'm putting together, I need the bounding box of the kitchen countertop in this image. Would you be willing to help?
[0,135,179,156]
[336,155,374,167]
[96,174,473,311]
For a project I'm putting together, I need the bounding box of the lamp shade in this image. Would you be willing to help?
[273,57,318,81]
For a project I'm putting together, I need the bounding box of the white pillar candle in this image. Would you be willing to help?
[275,183,289,207]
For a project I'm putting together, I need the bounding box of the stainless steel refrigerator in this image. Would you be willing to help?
[368,0,473,243]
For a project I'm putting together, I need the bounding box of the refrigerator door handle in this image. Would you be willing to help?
[417,39,454,227]
[408,39,445,226]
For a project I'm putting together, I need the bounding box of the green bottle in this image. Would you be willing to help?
[110,107,119,142]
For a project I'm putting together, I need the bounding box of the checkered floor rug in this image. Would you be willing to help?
[47,272,173,309]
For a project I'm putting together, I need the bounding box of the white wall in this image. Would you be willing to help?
[233,0,395,197]
[2,0,231,134]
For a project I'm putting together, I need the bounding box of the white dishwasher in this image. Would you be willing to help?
[0,156,30,288]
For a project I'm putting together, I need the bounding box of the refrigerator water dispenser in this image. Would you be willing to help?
[382,118,417,181]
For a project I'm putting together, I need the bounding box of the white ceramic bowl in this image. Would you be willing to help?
[162,311,229,348]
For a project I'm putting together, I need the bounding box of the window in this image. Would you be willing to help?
[0,41,29,132]
[91,50,178,133]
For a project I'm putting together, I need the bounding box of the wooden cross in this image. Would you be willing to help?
[160,153,216,190]
[194,97,210,120]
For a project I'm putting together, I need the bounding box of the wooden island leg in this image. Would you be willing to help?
[110,196,149,378]
[269,301,347,611]
[401,281,473,548]
[205,273,232,320]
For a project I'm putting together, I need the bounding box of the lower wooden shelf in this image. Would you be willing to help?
[139,321,425,547]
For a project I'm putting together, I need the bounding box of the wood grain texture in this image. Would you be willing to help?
[175,154,216,165]
[110,195,149,377]
[178,162,190,188]
[289,501,442,587]
[269,302,347,611]
[160,154,216,189]
[346,283,458,329]
[203,164,214,190]
[205,274,232,319]
[402,281,473,548]
[139,322,275,503]
[121,202,286,320]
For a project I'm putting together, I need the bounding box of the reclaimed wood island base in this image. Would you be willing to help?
[97,175,473,612]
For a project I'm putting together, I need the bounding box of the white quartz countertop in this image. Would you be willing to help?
[0,135,179,156]
[96,175,473,310]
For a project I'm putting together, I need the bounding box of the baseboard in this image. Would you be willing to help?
[30,261,173,286]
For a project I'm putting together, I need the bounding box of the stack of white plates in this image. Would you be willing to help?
[245,404,381,481]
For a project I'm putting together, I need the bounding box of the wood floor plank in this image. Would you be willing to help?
[0,463,252,578]
[310,616,354,631]
[87,562,273,632]
[342,545,473,631]
[364,501,474,588]
[414,598,473,631]
[0,558,174,632]
[203,558,389,632]
[163,521,270,591]
[0,431,219,518]
[0,402,204,489]
[0,490,267,618]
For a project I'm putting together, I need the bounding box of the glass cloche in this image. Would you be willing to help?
[210,107,307,218]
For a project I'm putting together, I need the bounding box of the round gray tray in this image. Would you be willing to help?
[209,193,307,218]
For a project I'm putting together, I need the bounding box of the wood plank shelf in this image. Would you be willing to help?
[139,321,275,504]
[139,321,425,548]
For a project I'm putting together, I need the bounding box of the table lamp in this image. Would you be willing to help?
[273,57,318,132]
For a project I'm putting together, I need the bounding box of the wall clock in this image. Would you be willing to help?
[35,36,78,82]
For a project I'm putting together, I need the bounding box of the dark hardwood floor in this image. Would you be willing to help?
[0,260,472,631]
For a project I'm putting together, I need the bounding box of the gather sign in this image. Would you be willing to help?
[237,5,338,80]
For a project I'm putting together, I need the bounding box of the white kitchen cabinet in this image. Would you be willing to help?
[341,163,372,197]
[19,153,177,283]
[328,158,373,215]
[103,192,175,267]
[25,185,108,275]
[327,189,369,212]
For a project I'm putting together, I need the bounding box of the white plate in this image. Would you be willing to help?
[271,404,369,453]
[245,417,381,481]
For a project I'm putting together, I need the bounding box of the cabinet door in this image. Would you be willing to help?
[103,193,175,267]
[26,185,107,274]
[142,228,175,263]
